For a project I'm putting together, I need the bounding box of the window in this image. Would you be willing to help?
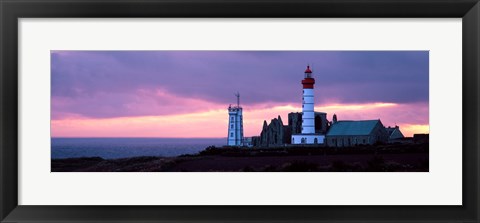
[231,117,234,121]
[230,132,233,137]
[231,124,234,129]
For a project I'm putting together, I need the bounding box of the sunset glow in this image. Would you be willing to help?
[52,101,428,138]
[51,51,429,138]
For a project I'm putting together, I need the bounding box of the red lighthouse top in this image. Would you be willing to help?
[302,65,315,89]
[305,65,312,73]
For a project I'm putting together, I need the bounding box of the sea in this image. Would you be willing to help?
[51,137,226,159]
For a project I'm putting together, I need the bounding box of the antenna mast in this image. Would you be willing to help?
[235,92,240,107]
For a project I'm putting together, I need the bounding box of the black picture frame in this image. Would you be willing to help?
[1,0,479,222]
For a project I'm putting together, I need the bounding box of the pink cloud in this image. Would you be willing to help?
[52,88,225,120]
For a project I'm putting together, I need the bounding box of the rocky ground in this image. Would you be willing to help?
[51,143,429,172]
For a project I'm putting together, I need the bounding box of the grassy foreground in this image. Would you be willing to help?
[51,143,428,172]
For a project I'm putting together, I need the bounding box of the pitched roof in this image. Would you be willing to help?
[385,127,404,139]
[327,120,381,136]
[385,127,395,135]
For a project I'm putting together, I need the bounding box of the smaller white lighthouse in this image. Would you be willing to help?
[227,93,244,146]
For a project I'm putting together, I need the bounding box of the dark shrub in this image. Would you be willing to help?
[330,160,363,172]
[366,155,386,172]
[262,165,278,172]
[331,160,349,172]
[242,166,255,172]
[282,161,319,172]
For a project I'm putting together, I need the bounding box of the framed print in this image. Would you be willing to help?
[1,0,479,222]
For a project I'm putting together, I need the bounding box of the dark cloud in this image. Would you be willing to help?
[51,51,429,119]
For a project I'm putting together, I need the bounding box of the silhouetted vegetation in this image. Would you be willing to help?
[281,161,319,172]
[52,143,428,172]
[52,157,104,172]
[365,155,386,171]
[197,143,428,157]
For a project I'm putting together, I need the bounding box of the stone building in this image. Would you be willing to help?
[385,125,405,143]
[413,134,429,144]
[251,112,330,147]
[250,112,410,148]
[288,112,329,135]
[325,119,388,147]
[254,116,291,147]
[251,113,409,148]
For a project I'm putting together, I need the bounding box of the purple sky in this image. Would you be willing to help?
[51,51,429,120]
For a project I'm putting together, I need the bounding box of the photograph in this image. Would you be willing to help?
[2,0,478,221]
[50,51,429,172]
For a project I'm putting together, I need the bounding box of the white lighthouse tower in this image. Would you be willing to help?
[291,66,325,145]
[301,66,315,134]
[227,93,244,146]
